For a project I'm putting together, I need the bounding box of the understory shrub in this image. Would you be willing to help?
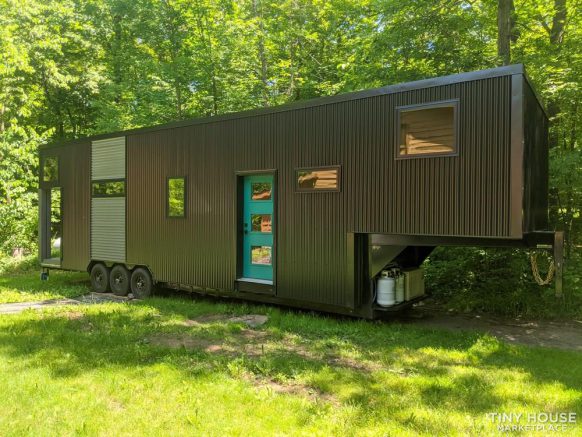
[424,246,582,319]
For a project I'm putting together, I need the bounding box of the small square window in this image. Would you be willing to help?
[295,166,340,192]
[251,246,272,265]
[251,182,272,200]
[251,214,272,233]
[396,100,458,158]
[167,177,186,218]
[43,156,59,182]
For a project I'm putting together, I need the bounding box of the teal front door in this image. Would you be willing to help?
[242,174,274,281]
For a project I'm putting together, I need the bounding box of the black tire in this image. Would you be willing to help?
[131,267,154,299]
[90,263,110,293]
[110,265,131,296]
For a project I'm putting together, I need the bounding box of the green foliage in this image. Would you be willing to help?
[425,246,582,319]
[0,126,48,254]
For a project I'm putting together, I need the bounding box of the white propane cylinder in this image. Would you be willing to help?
[395,273,405,303]
[377,271,396,307]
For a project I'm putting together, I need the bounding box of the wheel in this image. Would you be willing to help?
[90,263,110,293]
[130,267,154,299]
[110,265,130,296]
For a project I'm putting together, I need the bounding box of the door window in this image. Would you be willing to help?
[252,182,272,200]
[251,214,272,233]
[251,246,272,265]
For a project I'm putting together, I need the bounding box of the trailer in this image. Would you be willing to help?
[38,64,563,319]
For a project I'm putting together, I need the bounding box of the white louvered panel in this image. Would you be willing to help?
[91,197,125,262]
[92,137,126,180]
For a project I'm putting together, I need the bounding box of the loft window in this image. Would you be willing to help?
[167,177,186,218]
[396,100,458,158]
[295,166,340,192]
[92,180,125,197]
[43,156,59,182]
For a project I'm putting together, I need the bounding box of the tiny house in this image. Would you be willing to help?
[38,64,561,318]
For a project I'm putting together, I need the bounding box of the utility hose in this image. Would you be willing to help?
[530,252,555,286]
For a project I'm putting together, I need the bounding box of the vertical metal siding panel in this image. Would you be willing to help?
[523,79,549,232]
[125,73,514,310]
[59,142,91,271]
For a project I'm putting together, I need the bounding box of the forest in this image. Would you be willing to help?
[0,0,580,316]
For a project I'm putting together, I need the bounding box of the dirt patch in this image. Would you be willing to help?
[148,333,222,352]
[148,328,270,355]
[401,306,582,351]
[61,311,84,320]
[244,374,339,406]
[182,314,228,326]
[181,314,268,328]
[148,328,382,374]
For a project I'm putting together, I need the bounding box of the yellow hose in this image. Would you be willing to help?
[530,252,555,286]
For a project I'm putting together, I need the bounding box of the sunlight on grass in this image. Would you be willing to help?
[0,265,581,435]
[0,256,88,304]
[0,271,88,303]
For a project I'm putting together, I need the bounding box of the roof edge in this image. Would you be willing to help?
[41,64,525,150]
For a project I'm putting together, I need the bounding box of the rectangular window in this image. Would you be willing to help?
[295,166,340,192]
[92,180,125,197]
[251,214,272,233]
[167,177,186,218]
[251,182,272,200]
[251,246,272,265]
[396,100,458,158]
[43,156,59,183]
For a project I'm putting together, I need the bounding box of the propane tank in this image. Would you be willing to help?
[395,269,405,304]
[377,270,396,307]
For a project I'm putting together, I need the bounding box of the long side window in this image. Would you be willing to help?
[295,166,341,192]
[92,180,125,197]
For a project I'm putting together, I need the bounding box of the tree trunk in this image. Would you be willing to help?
[550,0,567,44]
[252,0,269,107]
[112,14,123,105]
[497,0,517,65]
[195,11,219,116]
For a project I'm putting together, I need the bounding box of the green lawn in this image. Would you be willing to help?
[0,263,581,436]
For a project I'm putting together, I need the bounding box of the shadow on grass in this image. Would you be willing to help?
[0,294,581,429]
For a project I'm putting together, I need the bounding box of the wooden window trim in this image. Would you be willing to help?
[394,99,459,160]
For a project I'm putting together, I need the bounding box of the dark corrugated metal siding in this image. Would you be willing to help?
[523,79,549,232]
[127,75,514,308]
[40,142,91,271]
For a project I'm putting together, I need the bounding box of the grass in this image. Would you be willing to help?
[0,256,88,304]
[0,258,581,435]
